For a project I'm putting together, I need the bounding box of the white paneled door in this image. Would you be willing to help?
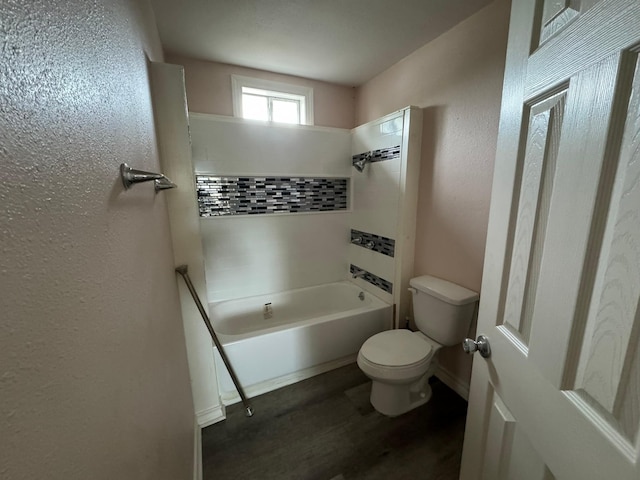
[460,1,640,479]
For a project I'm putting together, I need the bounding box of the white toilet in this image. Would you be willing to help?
[357,275,478,416]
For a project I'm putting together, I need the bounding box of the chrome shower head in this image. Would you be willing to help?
[353,153,371,173]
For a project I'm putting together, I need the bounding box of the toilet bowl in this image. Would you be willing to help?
[357,275,478,416]
[357,329,441,416]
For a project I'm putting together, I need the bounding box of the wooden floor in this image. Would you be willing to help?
[202,363,468,480]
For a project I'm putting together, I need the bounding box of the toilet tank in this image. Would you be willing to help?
[410,275,479,346]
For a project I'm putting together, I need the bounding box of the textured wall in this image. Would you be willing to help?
[165,54,356,129]
[355,0,511,388]
[0,1,195,478]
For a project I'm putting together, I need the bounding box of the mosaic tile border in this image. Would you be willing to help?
[352,144,401,167]
[196,175,348,217]
[350,264,393,294]
[350,229,395,257]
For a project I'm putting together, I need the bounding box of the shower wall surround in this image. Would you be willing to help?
[190,108,422,325]
[190,113,351,301]
[349,107,423,324]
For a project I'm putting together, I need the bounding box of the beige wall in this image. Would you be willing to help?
[166,54,356,129]
[0,1,195,478]
[355,0,511,386]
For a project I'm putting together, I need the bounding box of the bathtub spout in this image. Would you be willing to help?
[352,270,367,279]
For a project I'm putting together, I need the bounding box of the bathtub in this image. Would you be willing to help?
[210,281,392,404]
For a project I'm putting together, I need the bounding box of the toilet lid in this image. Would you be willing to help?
[360,330,433,367]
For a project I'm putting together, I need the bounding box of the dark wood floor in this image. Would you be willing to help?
[202,363,468,480]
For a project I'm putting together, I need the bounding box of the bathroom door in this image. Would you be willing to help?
[460,1,640,479]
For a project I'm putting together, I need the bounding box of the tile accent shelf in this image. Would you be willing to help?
[196,175,349,217]
[352,144,401,167]
[351,229,395,257]
[350,264,393,294]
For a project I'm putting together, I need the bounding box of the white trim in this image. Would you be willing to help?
[348,105,414,134]
[195,404,226,427]
[435,364,470,401]
[189,111,341,134]
[193,418,202,480]
[231,74,314,125]
[148,62,224,437]
[219,354,357,406]
[211,356,468,408]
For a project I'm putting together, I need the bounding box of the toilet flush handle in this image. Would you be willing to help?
[408,287,417,295]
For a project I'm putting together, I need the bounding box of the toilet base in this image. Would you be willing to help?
[369,373,433,417]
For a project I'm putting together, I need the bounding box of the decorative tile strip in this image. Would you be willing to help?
[352,145,401,167]
[196,176,348,217]
[370,145,401,163]
[350,229,395,257]
[350,264,393,294]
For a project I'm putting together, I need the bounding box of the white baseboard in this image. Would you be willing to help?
[220,354,357,406]
[196,404,226,427]
[193,419,202,480]
[435,364,469,401]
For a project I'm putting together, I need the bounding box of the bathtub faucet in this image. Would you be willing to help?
[352,269,367,279]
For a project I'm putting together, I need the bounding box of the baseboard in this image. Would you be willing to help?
[196,404,226,427]
[220,354,357,406]
[193,419,202,480]
[435,365,469,401]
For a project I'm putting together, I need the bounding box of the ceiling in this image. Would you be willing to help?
[150,0,493,86]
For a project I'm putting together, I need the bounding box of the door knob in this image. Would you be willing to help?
[462,335,491,358]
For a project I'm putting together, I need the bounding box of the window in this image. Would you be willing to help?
[231,75,314,125]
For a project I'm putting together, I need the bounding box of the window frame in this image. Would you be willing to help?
[231,75,314,125]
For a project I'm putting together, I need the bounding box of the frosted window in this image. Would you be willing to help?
[242,94,269,121]
[272,99,299,124]
[232,76,312,125]
[241,88,302,124]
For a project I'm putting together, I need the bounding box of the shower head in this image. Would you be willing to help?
[353,159,366,172]
[353,153,371,173]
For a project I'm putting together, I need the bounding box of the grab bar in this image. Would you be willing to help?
[175,265,254,417]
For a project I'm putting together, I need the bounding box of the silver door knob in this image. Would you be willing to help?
[462,335,491,358]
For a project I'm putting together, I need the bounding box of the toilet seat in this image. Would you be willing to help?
[360,329,433,366]
[358,330,434,382]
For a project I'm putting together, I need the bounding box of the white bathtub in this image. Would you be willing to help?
[211,281,391,404]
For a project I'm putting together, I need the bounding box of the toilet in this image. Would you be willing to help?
[357,275,478,416]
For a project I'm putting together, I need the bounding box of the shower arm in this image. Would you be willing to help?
[175,265,254,417]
